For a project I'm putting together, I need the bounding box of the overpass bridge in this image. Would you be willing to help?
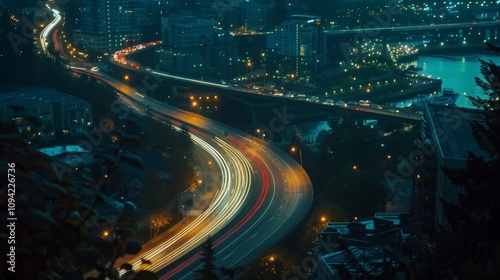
[108,43,424,123]
[323,20,500,63]
[325,20,500,35]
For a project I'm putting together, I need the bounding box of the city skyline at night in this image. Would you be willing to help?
[1,1,500,279]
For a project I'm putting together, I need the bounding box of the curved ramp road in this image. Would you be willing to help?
[99,74,313,278]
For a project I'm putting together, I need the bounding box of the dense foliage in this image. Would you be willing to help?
[414,42,500,279]
[0,115,157,279]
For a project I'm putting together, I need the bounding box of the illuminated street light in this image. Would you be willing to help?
[256,128,264,140]
[291,147,303,166]
[247,61,253,84]
[192,101,200,114]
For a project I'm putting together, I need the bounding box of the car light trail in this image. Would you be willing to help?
[122,136,253,274]
[160,136,269,279]
[55,30,312,280]
[40,6,61,54]
[116,123,253,276]
[151,71,230,89]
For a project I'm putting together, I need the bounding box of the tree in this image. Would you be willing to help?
[321,170,391,218]
[315,112,382,191]
[245,255,286,280]
[300,201,348,252]
[195,236,219,280]
[218,266,243,280]
[427,42,500,279]
[0,113,156,280]
[149,211,173,239]
[139,168,168,211]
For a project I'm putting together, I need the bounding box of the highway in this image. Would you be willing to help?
[39,4,61,54]
[75,69,313,279]
[110,43,422,122]
[325,20,500,34]
[42,7,313,279]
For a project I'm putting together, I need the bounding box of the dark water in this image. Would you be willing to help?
[394,52,500,109]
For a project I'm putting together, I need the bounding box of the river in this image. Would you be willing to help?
[395,51,500,109]
[294,51,500,142]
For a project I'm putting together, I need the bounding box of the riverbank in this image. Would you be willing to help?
[418,44,495,56]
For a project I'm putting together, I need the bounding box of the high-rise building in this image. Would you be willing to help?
[266,15,321,84]
[73,0,140,55]
[156,14,238,78]
[242,0,273,31]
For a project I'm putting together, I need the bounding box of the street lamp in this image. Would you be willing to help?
[247,61,253,84]
[291,146,303,166]
[192,101,200,114]
[124,75,129,85]
[256,128,264,140]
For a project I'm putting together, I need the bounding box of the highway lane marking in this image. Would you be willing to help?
[222,252,234,260]
[269,216,274,221]
[250,232,258,239]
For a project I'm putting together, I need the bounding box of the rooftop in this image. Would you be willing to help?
[0,86,86,108]
[39,145,90,157]
[320,245,391,276]
[39,145,94,167]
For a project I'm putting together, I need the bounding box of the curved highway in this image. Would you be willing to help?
[84,71,313,278]
[42,7,313,279]
[39,4,61,55]
[111,43,422,122]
